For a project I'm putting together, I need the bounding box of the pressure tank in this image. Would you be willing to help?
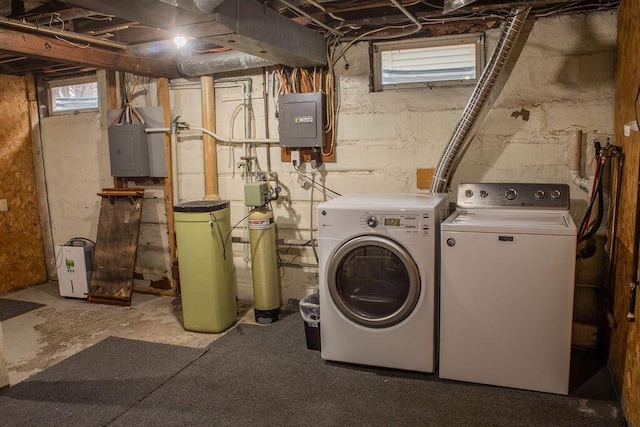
[248,207,280,323]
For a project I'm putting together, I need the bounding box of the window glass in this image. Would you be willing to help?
[373,34,484,91]
[49,77,98,113]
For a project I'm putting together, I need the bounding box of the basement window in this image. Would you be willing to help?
[372,34,484,91]
[48,76,99,114]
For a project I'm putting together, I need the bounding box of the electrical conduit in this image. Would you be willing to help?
[146,126,279,145]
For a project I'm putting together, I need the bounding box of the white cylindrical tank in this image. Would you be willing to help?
[249,207,280,323]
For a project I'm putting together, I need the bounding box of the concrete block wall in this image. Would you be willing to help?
[39,10,616,305]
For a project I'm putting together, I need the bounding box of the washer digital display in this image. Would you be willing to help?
[384,218,401,227]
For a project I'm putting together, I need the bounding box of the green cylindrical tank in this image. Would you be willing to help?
[174,200,236,333]
[249,207,280,323]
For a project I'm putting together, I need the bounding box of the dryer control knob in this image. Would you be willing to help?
[367,216,378,228]
[535,189,545,199]
[505,189,517,200]
[550,189,561,199]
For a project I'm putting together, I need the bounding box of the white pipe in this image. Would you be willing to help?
[145,126,279,145]
[390,0,423,32]
[232,236,315,247]
[569,129,594,192]
[170,126,180,204]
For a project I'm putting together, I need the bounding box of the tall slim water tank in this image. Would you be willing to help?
[174,200,236,332]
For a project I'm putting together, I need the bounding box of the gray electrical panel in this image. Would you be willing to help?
[278,92,326,148]
[107,106,167,178]
[108,122,150,177]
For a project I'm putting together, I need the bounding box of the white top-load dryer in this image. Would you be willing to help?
[318,193,449,373]
[439,183,577,394]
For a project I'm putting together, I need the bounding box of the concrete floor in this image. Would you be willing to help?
[1,281,256,386]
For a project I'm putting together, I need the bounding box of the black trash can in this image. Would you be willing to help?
[299,292,320,351]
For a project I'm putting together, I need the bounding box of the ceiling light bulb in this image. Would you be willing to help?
[174,35,187,49]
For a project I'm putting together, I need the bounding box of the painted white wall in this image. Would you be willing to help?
[40,111,112,245]
[41,75,173,284]
[39,10,616,305]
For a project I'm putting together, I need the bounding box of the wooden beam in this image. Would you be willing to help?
[0,27,181,78]
[158,78,178,293]
[106,71,118,109]
[201,75,219,199]
[107,71,126,189]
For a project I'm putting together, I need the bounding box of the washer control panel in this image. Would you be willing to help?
[456,183,570,209]
[361,212,432,236]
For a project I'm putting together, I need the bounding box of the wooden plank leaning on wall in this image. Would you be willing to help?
[26,74,55,279]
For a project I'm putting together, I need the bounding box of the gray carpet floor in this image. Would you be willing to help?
[0,298,45,321]
[0,337,207,426]
[0,312,626,426]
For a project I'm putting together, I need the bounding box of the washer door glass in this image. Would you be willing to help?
[328,235,420,328]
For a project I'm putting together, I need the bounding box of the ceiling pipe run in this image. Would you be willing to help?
[177,50,275,77]
[430,6,531,194]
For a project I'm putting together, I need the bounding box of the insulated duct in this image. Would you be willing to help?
[177,51,275,77]
[64,0,326,68]
[430,6,531,194]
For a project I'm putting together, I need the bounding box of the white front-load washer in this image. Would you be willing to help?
[318,193,449,373]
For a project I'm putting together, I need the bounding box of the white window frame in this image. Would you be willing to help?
[47,75,99,115]
[372,33,484,92]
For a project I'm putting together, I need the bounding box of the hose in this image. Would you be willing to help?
[578,141,604,242]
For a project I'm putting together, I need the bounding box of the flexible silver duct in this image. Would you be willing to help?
[430,6,531,194]
[177,51,275,77]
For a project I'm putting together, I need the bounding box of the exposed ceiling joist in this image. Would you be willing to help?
[0,0,619,78]
[0,26,181,78]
